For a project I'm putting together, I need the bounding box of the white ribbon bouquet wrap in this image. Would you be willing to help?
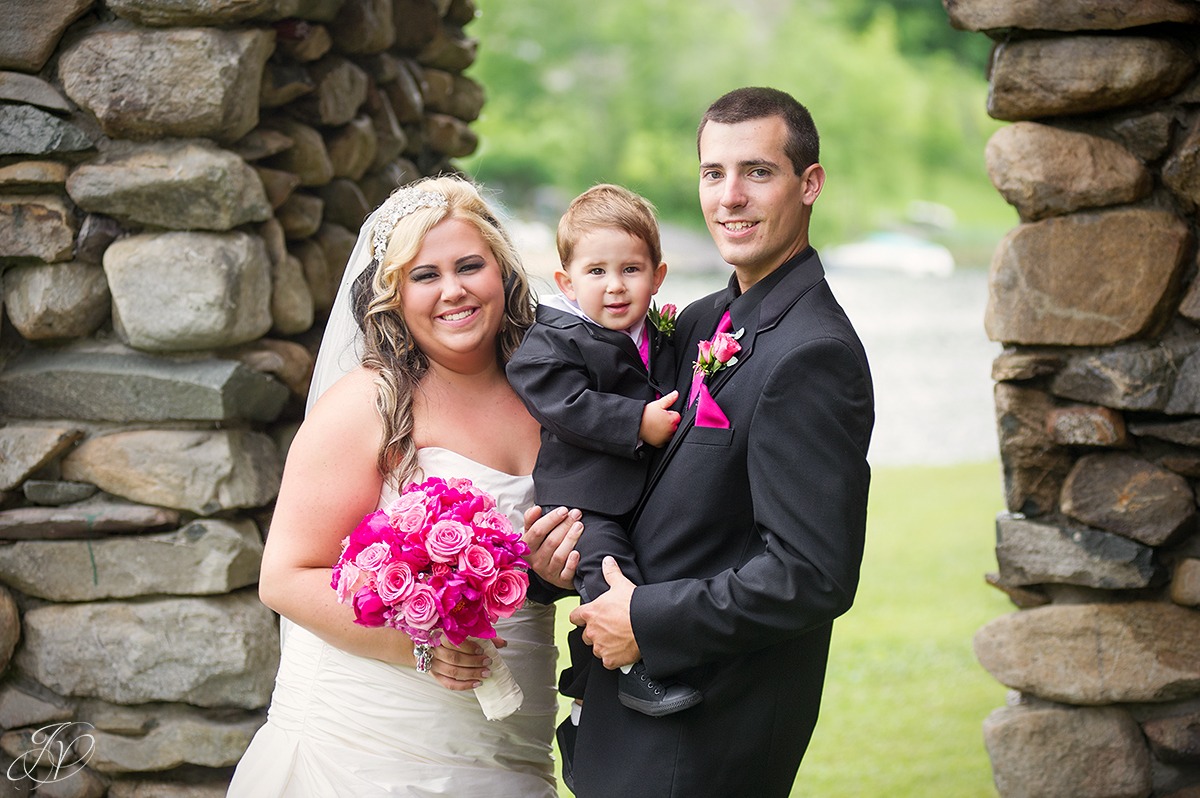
[473,638,522,719]
[415,638,522,720]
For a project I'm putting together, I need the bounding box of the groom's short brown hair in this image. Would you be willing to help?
[697,87,820,176]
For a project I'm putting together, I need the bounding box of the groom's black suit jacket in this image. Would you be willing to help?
[571,248,875,798]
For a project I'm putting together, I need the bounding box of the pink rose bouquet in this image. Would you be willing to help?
[331,476,531,719]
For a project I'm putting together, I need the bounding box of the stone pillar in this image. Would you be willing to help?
[0,0,482,793]
[947,1,1200,796]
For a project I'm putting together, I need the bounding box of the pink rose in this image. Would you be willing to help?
[376,560,416,604]
[448,477,492,509]
[694,330,742,377]
[458,544,498,584]
[473,508,514,537]
[385,490,425,517]
[354,541,391,572]
[486,569,529,619]
[710,331,741,364]
[426,520,472,563]
[386,493,431,536]
[334,562,365,603]
[649,301,677,335]
[351,586,388,627]
[400,583,441,635]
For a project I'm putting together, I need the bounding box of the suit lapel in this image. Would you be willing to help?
[706,249,826,399]
[537,302,646,366]
[590,324,641,364]
[637,250,828,514]
[705,307,758,398]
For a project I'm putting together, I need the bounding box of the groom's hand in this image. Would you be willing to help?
[570,556,640,669]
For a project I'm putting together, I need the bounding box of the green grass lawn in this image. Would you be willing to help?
[796,460,1010,797]
[551,460,1011,797]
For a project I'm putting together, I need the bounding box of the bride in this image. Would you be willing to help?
[228,176,581,796]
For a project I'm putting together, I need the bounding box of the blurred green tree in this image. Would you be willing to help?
[461,0,1009,252]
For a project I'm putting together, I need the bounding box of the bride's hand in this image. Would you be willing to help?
[522,505,582,590]
[427,637,508,691]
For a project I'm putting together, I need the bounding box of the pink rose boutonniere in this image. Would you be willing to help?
[331,475,531,720]
[648,301,677,336]
[693,328,743,378]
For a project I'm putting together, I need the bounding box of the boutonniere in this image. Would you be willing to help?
[693,327,743,378]
[648,302,677,336]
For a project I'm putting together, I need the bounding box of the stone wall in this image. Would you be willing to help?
[947,1,1200,796]
[0,0,482,794]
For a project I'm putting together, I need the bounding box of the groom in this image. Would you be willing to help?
[549,87,875,796]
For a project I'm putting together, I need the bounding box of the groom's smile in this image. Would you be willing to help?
[699,115,824,290]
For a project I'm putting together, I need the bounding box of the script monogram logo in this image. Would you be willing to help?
[6,722,96,784]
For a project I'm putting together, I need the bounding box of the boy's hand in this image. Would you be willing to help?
[639,390,681,447]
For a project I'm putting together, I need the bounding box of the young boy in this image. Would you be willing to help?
[506,184,702,723]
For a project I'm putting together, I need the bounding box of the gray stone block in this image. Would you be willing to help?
[995,513,1160,590]
[60,429,282,515]
[0,518,263,601]
[0,348,287,423]
[16,591,279,709]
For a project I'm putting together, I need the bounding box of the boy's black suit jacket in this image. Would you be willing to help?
[506,304,675,517]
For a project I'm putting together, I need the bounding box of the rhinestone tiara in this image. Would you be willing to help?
[371,187,449,263]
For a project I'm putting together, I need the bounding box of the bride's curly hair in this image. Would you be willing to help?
[351,175,536,484]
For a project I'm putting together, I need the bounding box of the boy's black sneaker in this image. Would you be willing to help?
[556,719,577,794]
[618,662,702,717]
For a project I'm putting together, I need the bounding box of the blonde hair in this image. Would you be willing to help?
[352,175,535,483]
[556,184,662,269]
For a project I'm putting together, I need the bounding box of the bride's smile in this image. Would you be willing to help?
[400,217,506,370]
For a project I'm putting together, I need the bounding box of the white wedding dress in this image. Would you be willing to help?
[228,447,559,797]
